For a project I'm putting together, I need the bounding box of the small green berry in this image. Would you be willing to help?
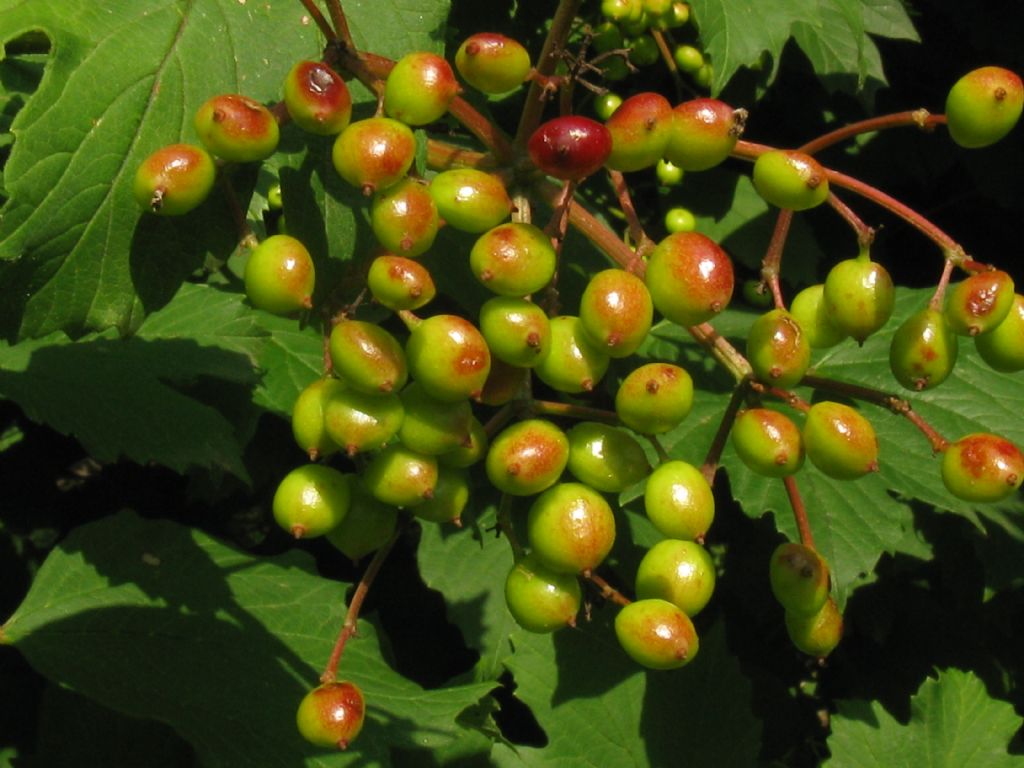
[273,464,350,539]
[244,234,315,315]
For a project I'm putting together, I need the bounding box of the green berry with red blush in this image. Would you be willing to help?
[133,143,216,216]
[194,93,279,163]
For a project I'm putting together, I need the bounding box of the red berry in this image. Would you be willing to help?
[604,91,674,172]
[528,116,612,181]
[645,231,734,327]
[194,94,279,163]
[664,98,744,171]
[295,681,365,749]
[283,60,353,135]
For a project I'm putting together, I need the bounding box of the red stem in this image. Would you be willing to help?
[761,210,793,310]
[586,571,631,606]
[783,475,816,550]
[297,0,337,41]
[798,110,945,156]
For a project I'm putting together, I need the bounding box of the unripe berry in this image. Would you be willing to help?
[295,681,365,749]
[363,444,438,508]
[944,269,1015,336]
[615,362,693,434]
[673,44,704,73]
[579,268,653,357]
[656,159,684,187]
[194,94,279,163]
[479,358,529,406]
[366,255,436,311]
[534,315,610,394]
[478,296,552,368]
[405,314,491,402]
[945,66,1024,149]
[566,421,651,493]
[272,464,350,539]
[789,284,845,349]
[504,554,582,633]
[614,598,698,669]
[527,482,616,574]
[746,309,811,389]
[627,34,660,67]
[398,382,472,456]
[328,320,408,394]
[429,169,512,233]
[455,33,532,94]
[604,91,674,172]
[643,460,714,541]
[384,51,458,126]
[645,231,734,327]
[889,307,958,391]
[663,206,696,233]
[528,116,613,181]
[975,293,1024,372]
[731,408,804,477]
[823,254,895,343]
[244,234,315,315]
[332,117,416,195]
[292,377,344,459]
[635,539,715,616]
[941,433,1024,503]
[322,386,404,456]
[785,597,842,657]
[486,419,569,496]
[803,401,879,479]
[594,91,623,121]
[664,98,744,171]
[326,480,399,561]
[413,465,471,524]
[133,143,216,216]
[769,542,830,616]
[470,222,556,297]
[439,415,489,469]
[283,60,352,135]
[370,178,439,258]
[752,150,829,211]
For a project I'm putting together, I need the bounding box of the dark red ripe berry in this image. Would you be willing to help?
[528,116,613,181]
[283,60,353,135]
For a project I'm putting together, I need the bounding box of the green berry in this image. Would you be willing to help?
[244,234,315,315]
[194,93,279,163]
[643,460,714,541]
[384,51,459,126]
[889,307,958,390]
[295,681,365,750]
[332,117,416,195]
[604,91,674,172]
[645,231,734,326]
[534,315,610,394]
[478,296,552,368]
[944,269,1015,336]
[746,309,810,389]
[656,158,684,186]
[429,169,512,233]
[283,60,352,135]
[945,66,1024,148]
[615,362,693,434]
[941,433,1024,503]
[479,357,529,406]
[591,22,624,53]
[329,319,408,394]
[634,539,715,617]
[803,401,879,479]
[602,0,641,22]
[784,597,842,657]
[292,377,344,459]
[579,268,654,357]
[366,255,436,311]
[594,91,623,121]
[322,386,404,456]
[663,206,696,233]
[731,408,804,477]
[664,98,744,171]
[455,33,532,94]
[272,464,350,539]
[789,284,846,349]
[405,314,491,402]
[614,598,698,669]
[370,178,439,258]
[566,421,650,493]
[470,222,557,297]
[693,63,714,89]
[627,34,660,67]
[526,482,616,574]
[413,465,471,524]
[133,143,216,216]
[672,44,703,73]
[485,419,569,496]
[823,254,895,343]
[504,553,582,633]
[363,444,438,508]
[398,382,472,456]
[769,542,830,616]
[975,293,1024,372]
[439,416,489,469]
[325,480,399,561]
[752,149,829,211]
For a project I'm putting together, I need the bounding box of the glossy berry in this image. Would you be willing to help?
[479,358,529,406]
[975,293,1024,372]
[363,444,438,508]
[470,222,556,296]
[785,597,842,657]
[635,540,716,617]
[945,66,1024,148]
[566,421,651,493]
[528,116,613,181]
[486,419,569,496]
[789,284,845,349]
[823,254,895,343]
[133,143,216,216]
[504,553,582,633]
[643,460,714,541]
[614,598,699,669]
[594,91,623,121]
[439,416,489,469]
[526,482,616,574]
[272,464,350,539]
[664,98,744,171]
[615,362,693,434]
[429,169,512,233]
[194,94,279,163]
[579,268,653,357]
[673,44,704,73]
[769,543,830,617]
[803,401,879,480]
[604,91,674,172]
[627,34,660,67]
[455,33,532,94]
[413,465,471,524]
[944,269,1015,336]
[244,234,315,315]
[322,387,404,456]
[283,60,352,135]
[478,296,552,368]
[591,21,624,53]
[889,307,958,391]
[326,481,399,561]
[329,320,408,394]
[731,408,804,477]
[366,255,436,311]
[746,309,810,389]
[534,315,610,394]
[601,0,642,22]
[405,314,491,401]
[292,377,344,459]
[398,382,472,456]
[332,117,416,195]
[384,51,459,126]
[663,206,696,233]
[941,433,1024,503]
[752,150,829,211]
[370,178,439,258]
[656,158,684,186]
[295,681,365,749]
[645,231,734,327]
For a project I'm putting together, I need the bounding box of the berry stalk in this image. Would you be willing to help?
[298,0,338,42]
[783,475,816,551]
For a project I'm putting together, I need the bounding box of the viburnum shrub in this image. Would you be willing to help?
[2,0,1024,765]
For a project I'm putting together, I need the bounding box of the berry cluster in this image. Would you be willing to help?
[133,0,1024,752]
